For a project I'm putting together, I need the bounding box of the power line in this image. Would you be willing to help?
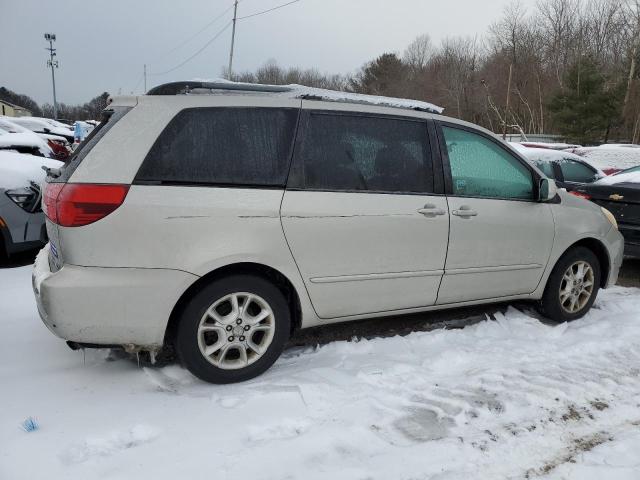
[154,2,235,63]
[237,0,301,20]
[150,21,233,76]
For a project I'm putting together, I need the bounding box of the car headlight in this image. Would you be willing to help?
[601,207,618,230]
[5,182,42,213]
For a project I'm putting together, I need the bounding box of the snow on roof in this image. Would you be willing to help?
[0,132,52,156]
[286,84,444,113]
[572,146,640,171]
[595,166,640,185]
[519,141,582,150]
[9,116,73,138]
[167,79,444,114]
[0,151,63,189]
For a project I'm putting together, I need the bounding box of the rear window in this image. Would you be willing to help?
[135,107,298,187]
[52,107,131,183]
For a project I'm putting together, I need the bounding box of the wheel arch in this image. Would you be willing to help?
[163,262,303,348]
[562,237,611,288]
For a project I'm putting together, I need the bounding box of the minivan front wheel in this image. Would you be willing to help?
[176,275,291,383]
[538,247,601,323]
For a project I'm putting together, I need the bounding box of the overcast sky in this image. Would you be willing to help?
[1,0,537,106]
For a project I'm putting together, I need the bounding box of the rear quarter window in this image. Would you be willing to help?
[135,107,299,187]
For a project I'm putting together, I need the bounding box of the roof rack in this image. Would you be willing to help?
[146,81,293,95]
[146,81,443,114]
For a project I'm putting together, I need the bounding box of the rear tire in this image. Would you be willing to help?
[175,274,291,384]
[537,247,601,323]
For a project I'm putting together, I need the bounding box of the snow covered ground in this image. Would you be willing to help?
[2,263,640,479]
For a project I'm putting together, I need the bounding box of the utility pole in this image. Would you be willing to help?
[228,0,239,80]
[502,63,513,140]
[44,33,59,119]
[144,64,147,93]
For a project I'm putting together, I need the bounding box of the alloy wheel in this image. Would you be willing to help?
[559,261,595,314]
[197,292,275,370]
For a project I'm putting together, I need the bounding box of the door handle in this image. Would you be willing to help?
[452,205,478,217]
[417,203,446,217]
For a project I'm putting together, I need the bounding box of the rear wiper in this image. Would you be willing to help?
[42,165,61,178]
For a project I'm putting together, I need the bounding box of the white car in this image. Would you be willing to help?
[33,81,624,383]
[8,116,74,144]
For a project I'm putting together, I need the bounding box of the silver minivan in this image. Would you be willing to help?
[33,82,624,383]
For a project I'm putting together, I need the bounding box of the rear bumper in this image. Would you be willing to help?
[32,244,198,347]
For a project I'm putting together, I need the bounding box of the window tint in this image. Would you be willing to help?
[136,108,298,186]
[442,126,533,200]
[293,113,433,193]
[559,159,597,183]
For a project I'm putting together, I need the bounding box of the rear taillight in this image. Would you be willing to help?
[43,183,129,227]
[569,191,591,200]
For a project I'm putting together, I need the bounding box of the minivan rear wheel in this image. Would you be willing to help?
[176,274,291,383]
[537,247,601,323]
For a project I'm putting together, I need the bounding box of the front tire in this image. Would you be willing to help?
[176,274,291,384]
[537,247,601,323]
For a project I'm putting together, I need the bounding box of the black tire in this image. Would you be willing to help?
[537,246,601,323]
[175,274,291,384]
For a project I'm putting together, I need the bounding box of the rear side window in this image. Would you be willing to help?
[53,107,131,183]
[135,108,298,186]
[559,159,597,183]
[290,113,433,193]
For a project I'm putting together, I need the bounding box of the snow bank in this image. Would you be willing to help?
[2,261,640,479]
[0,151,63,189]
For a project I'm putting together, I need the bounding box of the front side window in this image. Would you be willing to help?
[559,159,597,183]
[533,160,556,179]
[292,113,433,193]
[442,126,533,200]
[136,107,298,186]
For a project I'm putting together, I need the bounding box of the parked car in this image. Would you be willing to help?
[33,81,624,384]
[574,166,640,258]
[8,116,75,144]
[0,126,52,157]
[0,151,63,260]
[568,145,640,175]
[512,144,604,191]
[518,141,581,150]
[0,117,69,160]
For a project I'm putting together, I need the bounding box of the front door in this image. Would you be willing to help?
[281,109,449,319]
[435,123,555,304]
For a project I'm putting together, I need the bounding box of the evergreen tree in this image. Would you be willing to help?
[549,59,623,144]
[349,53,408,97]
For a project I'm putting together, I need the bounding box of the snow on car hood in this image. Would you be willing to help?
[595,167,640,185]
[0,151,63,189]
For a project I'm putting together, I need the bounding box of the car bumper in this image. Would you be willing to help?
[619,223,640,258]
[32,244,198,347]
[605,226,624,287]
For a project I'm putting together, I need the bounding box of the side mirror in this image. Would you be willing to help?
[538,177,558,202]
[43,127,51,133]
